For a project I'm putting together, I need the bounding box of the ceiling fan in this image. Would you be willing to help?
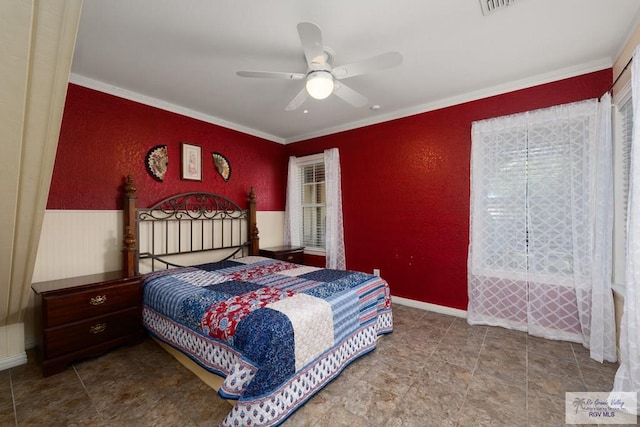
[236,22,403,111]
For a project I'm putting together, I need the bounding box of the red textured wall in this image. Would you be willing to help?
[48,84,287,210]
[286,70,612,310]
[49,71,611,310]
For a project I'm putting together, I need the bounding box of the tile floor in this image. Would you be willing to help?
[0,304,631,426]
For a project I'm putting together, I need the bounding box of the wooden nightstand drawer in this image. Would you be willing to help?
[260,245,304,264]
[43,307,141,359]
[280,251,303,264]
[32,271,144,376]
[43,280,141,328]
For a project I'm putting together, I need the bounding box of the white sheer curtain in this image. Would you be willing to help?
[592,92,617,362]
[468,99,616,361]
[284,156,301,247]
[324,148,346,269]
[614,44,640,395]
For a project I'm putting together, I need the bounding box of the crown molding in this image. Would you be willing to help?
[284,58,612,143]
[70,58,611,145]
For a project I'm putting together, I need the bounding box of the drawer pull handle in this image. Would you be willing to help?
[89,323,107,334]
[89,295,107,306]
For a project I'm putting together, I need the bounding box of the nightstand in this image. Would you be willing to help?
[259,245,305,264]
[32,271,144,377]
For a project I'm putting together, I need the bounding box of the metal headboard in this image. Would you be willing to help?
[121,175,259,276]
[137,192,249,271]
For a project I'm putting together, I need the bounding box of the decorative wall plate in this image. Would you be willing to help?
[212,152,231,181]
[145,145,168,182]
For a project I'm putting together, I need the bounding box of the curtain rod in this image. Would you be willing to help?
[599,56,633,101]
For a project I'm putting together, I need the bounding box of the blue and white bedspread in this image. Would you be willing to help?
[142,256,393,426]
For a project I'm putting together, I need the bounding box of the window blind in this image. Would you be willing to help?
[299,161,326,249]
[621,98,634,223]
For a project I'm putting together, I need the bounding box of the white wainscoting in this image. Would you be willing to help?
[253,211,285,249]
[33,210,286,282]
[33,210,123,282]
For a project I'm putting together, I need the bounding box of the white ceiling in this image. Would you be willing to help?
[71,0,640,144]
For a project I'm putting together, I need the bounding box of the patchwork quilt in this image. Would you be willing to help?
[142,256,393,426]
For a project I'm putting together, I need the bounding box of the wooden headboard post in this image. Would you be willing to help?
[122,175,138,277]
[248,187,260,256]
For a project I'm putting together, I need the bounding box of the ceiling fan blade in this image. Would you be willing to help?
[297,22,325,67]
[285,87,309,111]
[332,52,403,79]
[236,70,305,80]
[333,82,368,108]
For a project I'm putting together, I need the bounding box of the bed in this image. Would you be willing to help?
[120,175,393,426]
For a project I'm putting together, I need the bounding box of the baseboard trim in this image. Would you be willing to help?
[0,352,28,371]
[392,295,467,319]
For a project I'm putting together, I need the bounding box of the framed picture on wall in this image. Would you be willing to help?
[181,142,202,181]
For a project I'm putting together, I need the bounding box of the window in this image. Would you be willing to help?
[470,110,595,285]
[468,99,616,348]
[295,154,326,252]
[300,161,326,250]
[285,149,345,267]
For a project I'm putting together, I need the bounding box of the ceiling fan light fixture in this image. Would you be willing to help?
[306,71,334,99]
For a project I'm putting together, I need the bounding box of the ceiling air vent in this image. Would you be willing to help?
[480,0,517,15]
